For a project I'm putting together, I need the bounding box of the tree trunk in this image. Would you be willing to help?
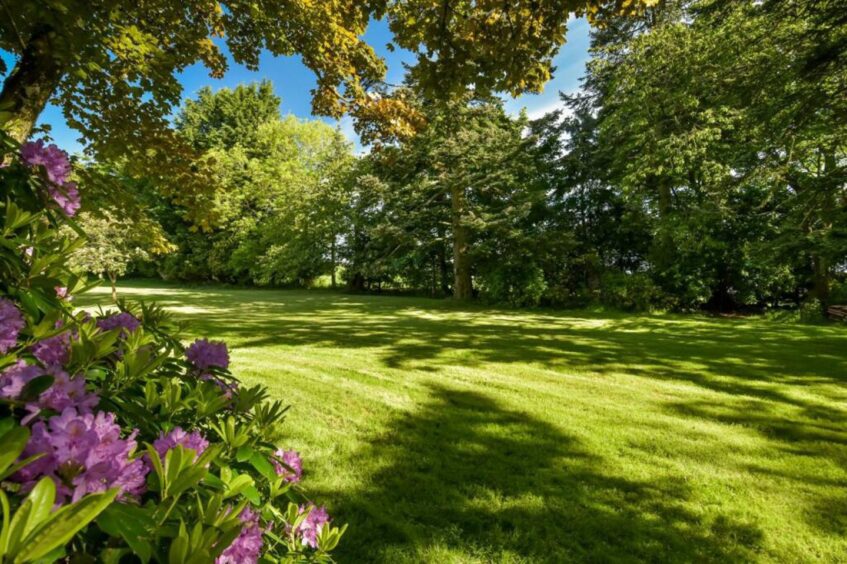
[330,237,337,289]
[430,254,437,297]
[108,272,118,302]
[450,184,473,300]
[810,255,829,306]
[439,245,450,297]
[0,26,65,143]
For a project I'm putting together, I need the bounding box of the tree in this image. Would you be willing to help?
[177,81,281,154]
[67,210,174,300]
[573,0,846,309]
[153,82,354,287]
[0,0,657,154]
[352,98,538,301]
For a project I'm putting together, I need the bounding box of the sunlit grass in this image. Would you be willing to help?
[84,281,847,563]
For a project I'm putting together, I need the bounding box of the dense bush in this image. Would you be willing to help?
[599,272,671,312]
[478,262,547,308]
[0,136,344,562]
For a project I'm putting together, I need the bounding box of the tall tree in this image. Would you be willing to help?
[154,82,354,286]
[355,99,536,301]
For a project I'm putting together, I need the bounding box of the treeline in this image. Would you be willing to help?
[87,0,844,312]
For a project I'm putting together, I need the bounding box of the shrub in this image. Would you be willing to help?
[600,272,672,312]
[478,263,547,307]
[0,135,344,562]
[798,298,826,324]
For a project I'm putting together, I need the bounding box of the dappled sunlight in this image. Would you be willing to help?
[80,283,847,562]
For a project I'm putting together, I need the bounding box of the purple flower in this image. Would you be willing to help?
[20,141,80,216]
[31,331,71,366]
[272,449,303,483]
[199,373,238,400]
[14,408,147,503]
[293,504,330,549]
[0,298,25,354]
[26,366,98,419]
[48,181,81,217]
[21,140,72,185]
[216,507,264,564]
[1,361,98,423]
[0,360,42,399]
[186,339,229,370]
[55,286,70,300]
[97,312,141,336]
[152,427,209,462]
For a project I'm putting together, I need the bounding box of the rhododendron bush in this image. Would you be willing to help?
[0,134,345,562]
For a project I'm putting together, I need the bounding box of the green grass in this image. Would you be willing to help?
[84,281,847,563]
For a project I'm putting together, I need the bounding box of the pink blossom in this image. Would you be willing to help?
[97,312,141,336]
[0,361,98,423]
[216,507,264,563]
[0,298,24,353]
[20,141,81,216]
[31,331,71,366]
[26,366,98,419]
[152,427,209,462]
[21,140,72,184]
[48,181,81,217]
[186,338,229,370]
[0,360,42,399]
[272,449,303,483]
[292,504,330,549]
[13,408,147,503]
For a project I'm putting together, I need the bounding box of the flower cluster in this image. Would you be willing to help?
[14,407,147,503]
[153,427,209,462]
[186,338,230,370]
[20,140,81,217]
[272,449,303,483]
[1,139,345,562]
[0,360,99,423]
[294,505,331,549]
[0,297,24,353]
[0,360,41,399]
[217,508,265,564]
[31,330,71,366]
[97,312,141,336]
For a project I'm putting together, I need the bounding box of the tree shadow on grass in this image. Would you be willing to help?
[322,385,762,563]
[148,288,847,440]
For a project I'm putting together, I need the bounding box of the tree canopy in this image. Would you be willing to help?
[0,0,658,150]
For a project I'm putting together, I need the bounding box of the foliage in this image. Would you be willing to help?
[0,137,345,561]
[154,83,354,287]
[65,210,174,300]
[320,0,844,311]
[344,98,540,300]
[0,0,657,169]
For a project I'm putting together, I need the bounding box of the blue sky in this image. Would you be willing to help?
[3,17,590,154]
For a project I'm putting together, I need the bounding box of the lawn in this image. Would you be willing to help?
[84,281,847,563]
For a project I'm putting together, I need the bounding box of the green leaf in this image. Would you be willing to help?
[235,445,254,463]
[222,474,254,499]
[0,426,29,477]
[22,478,55,538]
[97,503,155,563]
[242,485,261,506]
[0,453,45,482]
[168,522,189,564]
[16,488,118,562]
[6,478,56,557]
[249,452,277,482]
[18,375,55,402]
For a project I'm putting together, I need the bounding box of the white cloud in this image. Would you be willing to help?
[334,115,369,156]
